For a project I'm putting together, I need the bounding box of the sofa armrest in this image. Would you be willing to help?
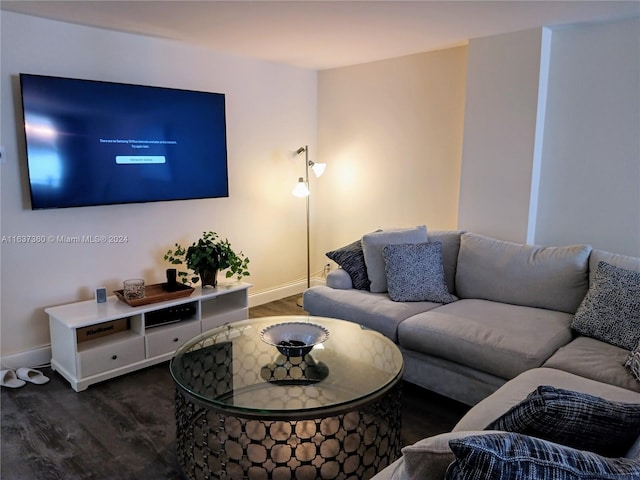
[369,456,405,479]
[371,430,509,480]
[326,268,354,289]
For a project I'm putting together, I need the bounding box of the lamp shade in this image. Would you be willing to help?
[311,162,326,178]
[292,177,310,197]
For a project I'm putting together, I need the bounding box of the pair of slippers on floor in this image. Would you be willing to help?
[1,368,49,388]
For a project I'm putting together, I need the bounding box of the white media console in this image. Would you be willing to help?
[46,282,251,392]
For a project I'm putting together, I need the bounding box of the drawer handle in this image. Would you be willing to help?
[111,355,118,360]
[173,337,179,343]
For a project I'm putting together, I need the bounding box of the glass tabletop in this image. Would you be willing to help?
[170,316,404,418]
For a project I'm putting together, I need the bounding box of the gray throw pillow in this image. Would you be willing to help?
[383,242,457,303]
[325,239,370,290]
[572,261,640,350]
[446,433,640,480]
[485,385,640,458]
[362,225,428,293]
[626,341,640,383]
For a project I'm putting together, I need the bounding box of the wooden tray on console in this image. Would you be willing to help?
[114,282,194,307]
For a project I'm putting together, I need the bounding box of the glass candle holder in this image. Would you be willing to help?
[123,278,145,300]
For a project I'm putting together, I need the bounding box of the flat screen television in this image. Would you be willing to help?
[19,74,229,209]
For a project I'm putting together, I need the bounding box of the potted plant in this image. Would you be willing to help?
[164,231,250,287]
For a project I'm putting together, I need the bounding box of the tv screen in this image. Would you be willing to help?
[19,74,229,209]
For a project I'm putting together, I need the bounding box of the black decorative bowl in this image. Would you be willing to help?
[259,322,330,357]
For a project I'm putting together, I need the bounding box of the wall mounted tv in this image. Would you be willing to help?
[19,74,229,209]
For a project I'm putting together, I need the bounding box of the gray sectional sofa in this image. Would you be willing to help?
[302,228,640,479]
[304,228,639,403]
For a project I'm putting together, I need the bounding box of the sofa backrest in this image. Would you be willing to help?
[455,233,592,313]
[429,230,464,295]
[589,249,640,285]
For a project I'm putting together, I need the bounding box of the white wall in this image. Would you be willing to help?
[316,47,467,258]
[535,17,640,256]
[1,12,317,362]
[458,19,639,256]
[457,28,545,243]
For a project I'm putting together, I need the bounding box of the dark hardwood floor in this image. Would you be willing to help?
[1,295,468,479]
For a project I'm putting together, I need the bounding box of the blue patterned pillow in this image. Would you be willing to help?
[485,385,640,458]
[326,239,370,290]
[626,341,640,383]
[572,261,640,350]
[445,433,640,480]
[382,242,457,303]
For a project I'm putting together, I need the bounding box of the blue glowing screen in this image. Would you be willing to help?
[20,74,229,209]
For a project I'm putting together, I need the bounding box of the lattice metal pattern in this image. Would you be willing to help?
[176,383,402,480]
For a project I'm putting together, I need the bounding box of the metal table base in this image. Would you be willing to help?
[175,383,402,480]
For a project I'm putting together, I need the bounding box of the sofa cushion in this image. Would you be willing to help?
[446,433,640,480]
[362,225,428,293]
[383,242,457,303]
[543,336,640,393]
[454,368,640,434]
[455,233,591,313]
[626,342,640,383]
[302,286,441,342]
[485,385,640,457]
[398,299,573,379]
[325,239,371,290]
[401,430,507,480]
[571,261,640,350]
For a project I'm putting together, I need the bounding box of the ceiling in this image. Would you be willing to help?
[2,1,639,70]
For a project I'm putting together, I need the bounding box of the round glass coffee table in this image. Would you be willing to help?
[170,315,404,480]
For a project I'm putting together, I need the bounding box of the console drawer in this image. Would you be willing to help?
[145,320,201,358]
[77,332,145,377]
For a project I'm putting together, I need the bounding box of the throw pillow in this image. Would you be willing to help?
[627,435,640,461]
[485,385,640,458]
[445,432,640,480]
[325,239,370,290]
[382,242,457,303]
[361,225,428,293]
[402,431,506,480]
[572,260,640,350]
[625,341,640,383]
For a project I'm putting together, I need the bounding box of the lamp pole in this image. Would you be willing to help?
[294,146,311,307]
[303,146,311,291]
[294,145,325,307]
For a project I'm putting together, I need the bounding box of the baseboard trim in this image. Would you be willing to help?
[1,345,52,370]
[248,276,324,307]
[2,277,325,370]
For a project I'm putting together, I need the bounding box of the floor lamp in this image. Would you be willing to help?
[292,145,326,307]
